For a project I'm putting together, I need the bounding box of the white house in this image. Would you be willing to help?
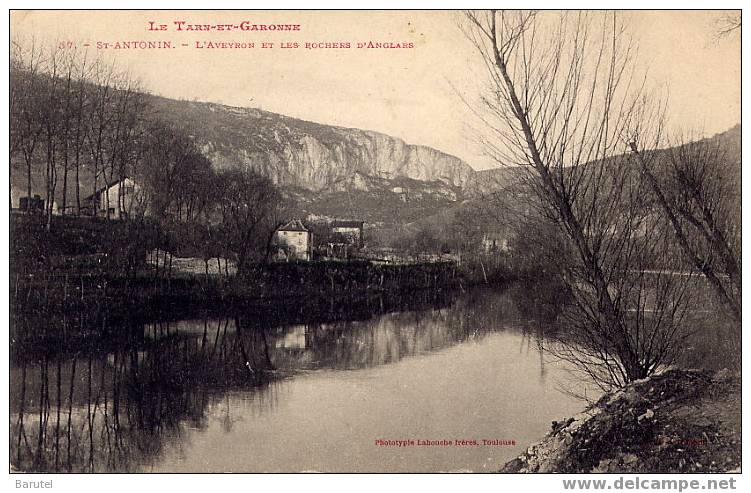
[274,219,311,261]
[86,177,146,220]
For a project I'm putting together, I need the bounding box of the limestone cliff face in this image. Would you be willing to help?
[152,97,475,192]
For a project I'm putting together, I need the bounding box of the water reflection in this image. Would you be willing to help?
[9,283,735,472]
[10,321,276,472]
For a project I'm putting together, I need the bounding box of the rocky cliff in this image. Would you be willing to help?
[150,96,475,192]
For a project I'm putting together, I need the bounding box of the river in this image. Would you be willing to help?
[9,283,735,473]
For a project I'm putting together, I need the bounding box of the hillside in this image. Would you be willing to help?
[141,95,479,227]
[466,124,741,193]
[149,95,475,192]
[278,173,461,226]
[10,76,739,233]
[409,124,741,233]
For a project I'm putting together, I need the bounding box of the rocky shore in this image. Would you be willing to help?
[501,368,741,473]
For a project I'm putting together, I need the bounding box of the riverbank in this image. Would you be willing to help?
[501,368,741,473]
[10,274,462,359]
[11,213,465,322]
[12,260,460,311]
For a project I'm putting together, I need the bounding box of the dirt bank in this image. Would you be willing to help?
[501,368,741,473]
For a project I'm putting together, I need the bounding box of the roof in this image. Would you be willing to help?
[278,219,309,232]
[82,177,132,201]
[332,220,364,229]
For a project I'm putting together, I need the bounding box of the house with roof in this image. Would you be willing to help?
[82,177,145,220]
[273,219,311,261]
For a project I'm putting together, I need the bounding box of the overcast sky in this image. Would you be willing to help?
[11,10,741,170]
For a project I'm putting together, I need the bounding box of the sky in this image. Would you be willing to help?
[10,10,741,170]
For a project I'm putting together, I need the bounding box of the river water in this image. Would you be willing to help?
[10,283,734,473]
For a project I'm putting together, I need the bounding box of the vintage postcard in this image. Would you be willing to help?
[8,9,741,477]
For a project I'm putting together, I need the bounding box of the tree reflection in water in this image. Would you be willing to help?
[11,289,470,472]
[10,282,730,472]
[10,317,282,472]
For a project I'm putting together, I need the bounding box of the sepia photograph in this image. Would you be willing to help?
[6,7,742,477]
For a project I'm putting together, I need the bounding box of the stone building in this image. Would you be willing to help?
[273,219,311,261]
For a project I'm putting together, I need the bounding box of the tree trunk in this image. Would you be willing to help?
[61,166,68,215]
[630,143,741,323]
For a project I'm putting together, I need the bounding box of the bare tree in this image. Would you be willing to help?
[56,48,78,216]
[84,58,118,217]
[215,167,283,276]
[462,10,693,390]
[71,49,92,215]
[628,134,741,322]
[102,75,149,219]
[136,120,209,221]
[10,36,45,212]
[38,44,66,230]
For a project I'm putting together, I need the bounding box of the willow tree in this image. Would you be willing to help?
[462,10,694,391]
